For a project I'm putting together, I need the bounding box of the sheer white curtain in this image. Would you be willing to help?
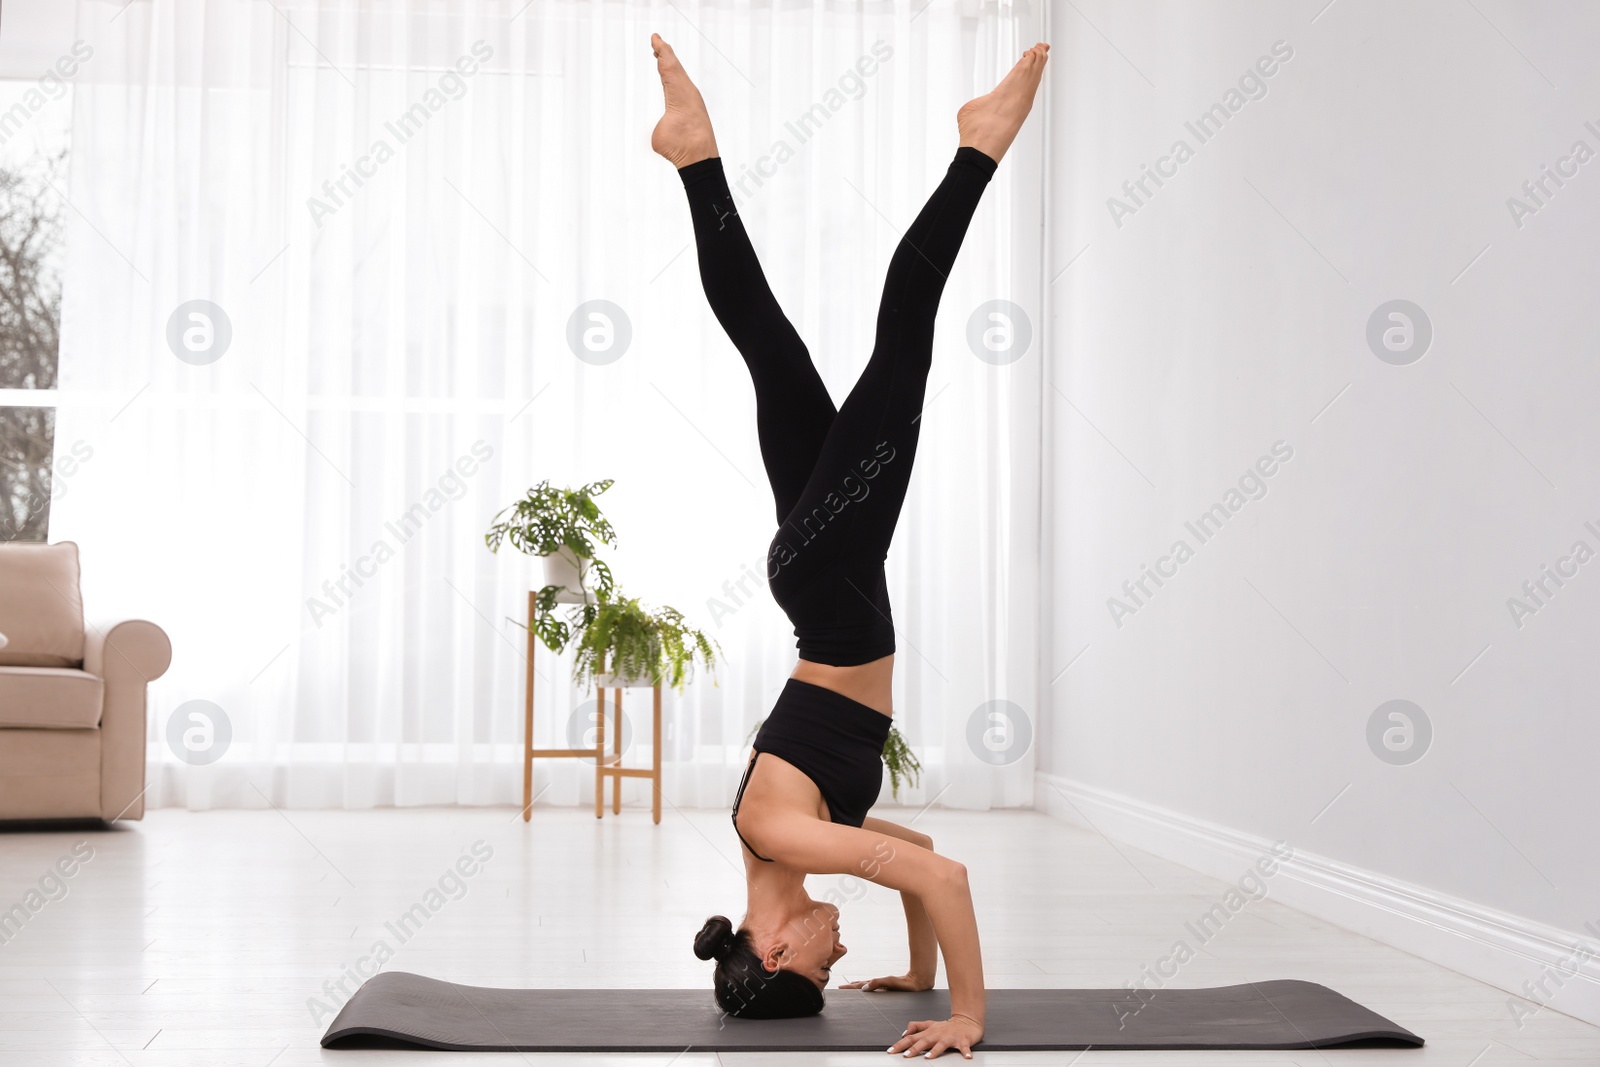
[54,0,1043,811]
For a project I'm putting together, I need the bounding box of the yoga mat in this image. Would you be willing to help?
[321,972,1424,1051]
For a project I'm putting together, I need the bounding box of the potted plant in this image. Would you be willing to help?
[571,593,721,693]
[744,718,923,800]
[485,478,618,652]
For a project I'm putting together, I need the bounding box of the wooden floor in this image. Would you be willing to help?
[1,806,1596,1065]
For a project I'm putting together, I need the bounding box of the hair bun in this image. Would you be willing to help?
[694,915,736,961]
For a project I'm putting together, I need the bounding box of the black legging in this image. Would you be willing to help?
[678,147,997,666]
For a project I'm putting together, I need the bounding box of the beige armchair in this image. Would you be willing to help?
[0,541,171,821]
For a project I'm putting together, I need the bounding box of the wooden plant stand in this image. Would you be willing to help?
[520,591,662,824]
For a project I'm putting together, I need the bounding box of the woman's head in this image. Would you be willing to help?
[694,906,845,1018]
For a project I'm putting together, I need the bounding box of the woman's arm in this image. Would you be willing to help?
[838,816,937,988]
[745,811,984,1058]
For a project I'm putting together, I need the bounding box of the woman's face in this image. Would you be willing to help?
[768,898,847,989]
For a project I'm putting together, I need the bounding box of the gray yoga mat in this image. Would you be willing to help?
[321,972,1424,1051]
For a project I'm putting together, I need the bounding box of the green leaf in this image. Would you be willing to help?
[881,725,922,800]
[567,591,722,694]
[484,479,618,563]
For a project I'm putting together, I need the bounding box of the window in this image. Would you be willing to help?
[0,81,70,541]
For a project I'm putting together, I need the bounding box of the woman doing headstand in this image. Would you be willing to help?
[650,33,1048,1060]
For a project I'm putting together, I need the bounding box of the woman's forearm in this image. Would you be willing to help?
[902,889,939,982]
[920,862,985,1022]
[858,818,943,982]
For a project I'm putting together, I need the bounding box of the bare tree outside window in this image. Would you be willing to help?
[0,145,65,541]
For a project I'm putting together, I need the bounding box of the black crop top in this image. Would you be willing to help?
[732,678,892,862]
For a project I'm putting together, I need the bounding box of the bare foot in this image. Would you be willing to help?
[957,43,1049,163]
[650,33,719,168]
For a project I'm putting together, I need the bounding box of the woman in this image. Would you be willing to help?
[651,32,1048,1061]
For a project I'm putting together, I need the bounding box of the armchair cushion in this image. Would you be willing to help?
[0,667,104,728]
[0,541,84,668]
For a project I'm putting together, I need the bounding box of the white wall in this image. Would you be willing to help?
[1039,0,1600,1020]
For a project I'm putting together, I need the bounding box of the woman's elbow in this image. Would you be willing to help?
[938,858,968,889]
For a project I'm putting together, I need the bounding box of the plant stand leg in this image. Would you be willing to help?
[594,682,606,820]
[522,591,535,822]
[612,688,623,814]
[652,684,662,825]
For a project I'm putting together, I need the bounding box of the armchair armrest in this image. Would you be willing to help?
[84,619,172,683]
[84,619,172,821]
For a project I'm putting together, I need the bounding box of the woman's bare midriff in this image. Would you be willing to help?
[790,653,894,717]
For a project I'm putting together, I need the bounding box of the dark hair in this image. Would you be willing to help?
[694,914,824,1019]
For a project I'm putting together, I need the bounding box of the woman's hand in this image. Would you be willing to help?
[839,971,934,992]
[887,1014,983,1059]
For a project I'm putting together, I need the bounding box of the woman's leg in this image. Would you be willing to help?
[678,157,836,523]
[771,147,998,575]
[768,39,1049,595]
[652,33,834,522]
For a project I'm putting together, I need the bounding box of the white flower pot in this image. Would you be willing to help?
[595,665,659,689]
[541,546,597,604]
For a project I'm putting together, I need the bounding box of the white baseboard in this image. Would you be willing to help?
[1036,772,1600,1027]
